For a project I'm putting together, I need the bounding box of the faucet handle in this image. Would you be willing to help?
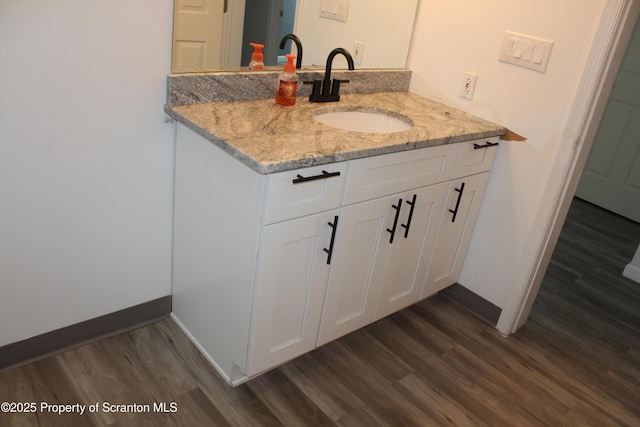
[330,79,350,97]
[304,80,323,101]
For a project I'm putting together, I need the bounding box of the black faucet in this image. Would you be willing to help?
[279,34,303,69]
[307,48,355,103]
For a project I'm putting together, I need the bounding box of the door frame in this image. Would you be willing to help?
[496,0,640,335]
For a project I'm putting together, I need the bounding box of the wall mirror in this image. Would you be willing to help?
[172,0,419,73]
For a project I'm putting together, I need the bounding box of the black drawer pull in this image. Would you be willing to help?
[401,194,417,238]
[473,141,499,150]
[292,170,341,184]
[323,216,339,265]
[386,198,403,244]
[449,182,465,223]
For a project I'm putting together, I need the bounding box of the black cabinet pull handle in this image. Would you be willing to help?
[323,215,339,265]
[449,183,465,223]
[473,141,499,150]
[292,170,341,184]
[401,194,417,238]
[386,198,403,244]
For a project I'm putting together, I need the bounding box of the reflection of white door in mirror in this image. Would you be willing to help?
[173,0,225,73]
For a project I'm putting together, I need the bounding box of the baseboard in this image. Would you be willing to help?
[440,283,502,327]
[0,296,171,371]
[623,263,640,284]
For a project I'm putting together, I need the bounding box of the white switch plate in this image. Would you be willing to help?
[319,0,349,22]
[499,31,554,73]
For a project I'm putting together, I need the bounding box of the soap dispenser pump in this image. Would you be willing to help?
[249,43,264,70]
[275,54,298,106]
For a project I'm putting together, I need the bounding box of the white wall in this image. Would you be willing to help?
[0,0,175,347]
[408,0,607,308]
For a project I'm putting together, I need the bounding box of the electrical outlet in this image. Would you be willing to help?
[460,72,477,100]
[353,40,364,65]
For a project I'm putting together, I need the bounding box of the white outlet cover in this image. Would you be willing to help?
[353,40,364,64]
[460,72,477,100]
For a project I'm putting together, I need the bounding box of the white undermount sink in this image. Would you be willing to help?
[313,107,414,133]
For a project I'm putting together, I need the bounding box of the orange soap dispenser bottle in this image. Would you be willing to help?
[276,54,298,106]
[249,43,264,70]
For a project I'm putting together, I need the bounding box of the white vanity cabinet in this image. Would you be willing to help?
[172,122,499,384]
[172,123,346,384]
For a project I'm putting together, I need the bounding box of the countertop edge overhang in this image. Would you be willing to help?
[165,91,507,175]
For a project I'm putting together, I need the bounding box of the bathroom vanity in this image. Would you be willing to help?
[166,80,505,385]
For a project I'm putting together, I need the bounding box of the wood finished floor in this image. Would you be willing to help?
[2,198,640,426]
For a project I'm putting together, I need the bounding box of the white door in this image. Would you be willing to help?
[173,0,225,72]
[247,210,337,376]
[576,17,640,222]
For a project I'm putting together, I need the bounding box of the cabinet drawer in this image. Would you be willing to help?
[453,137,499,178]
[343,144,458,205]
[263,163,347,224]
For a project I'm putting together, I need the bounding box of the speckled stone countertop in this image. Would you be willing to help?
[165,90,506,174]
[166,69,412,106]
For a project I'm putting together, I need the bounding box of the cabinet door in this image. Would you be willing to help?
[422,172,490,298]
[247,209,338,376]
[317,183,449,346]
[317,195,396,346]
[374,182,449,320]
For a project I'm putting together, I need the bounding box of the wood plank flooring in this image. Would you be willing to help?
[2,197,640,426]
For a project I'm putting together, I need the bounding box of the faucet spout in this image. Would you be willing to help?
[279,34,303,69]
[322,48,355,97]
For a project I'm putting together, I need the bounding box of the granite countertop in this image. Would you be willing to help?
[165,91,507,174]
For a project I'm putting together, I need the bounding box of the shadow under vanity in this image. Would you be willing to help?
[164,69,506,385]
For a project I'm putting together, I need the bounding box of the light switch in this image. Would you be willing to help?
[522,43,534,62]
[499,31,554,73]
[533,46,544,64]
[319,0,349,22]
[513,41,524,59]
